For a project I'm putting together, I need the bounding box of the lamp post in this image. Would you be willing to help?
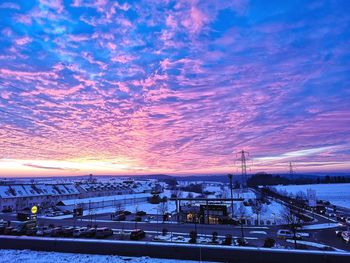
[194,214,197,233]
[228,174,234,218]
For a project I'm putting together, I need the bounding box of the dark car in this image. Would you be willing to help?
[95,227,113,238]
[130,229,146,240]
[4,226,14,235]
[123,210,132,215]
[62,226,74,237]
[86,228,97,237]
[0,225,5,234]
[16,212,31,221]
[337,214,346,222]
[25,227,37,236]
[0,221,6,234]
[136,211,146,216]
[51,227,64,237]
[11,227,26,236]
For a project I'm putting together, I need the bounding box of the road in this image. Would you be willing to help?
[1,211,349,251]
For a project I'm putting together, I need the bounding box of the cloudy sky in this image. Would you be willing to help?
[0,0,349,176]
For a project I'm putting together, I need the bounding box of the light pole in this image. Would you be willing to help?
[228,174,234,219]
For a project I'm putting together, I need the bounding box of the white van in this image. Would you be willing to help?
[277,229,301,239]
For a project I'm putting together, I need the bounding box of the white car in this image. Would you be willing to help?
[345,217,350,225]
[277,229,301,239]
[341,231,350,243]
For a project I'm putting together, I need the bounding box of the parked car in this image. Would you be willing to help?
[73,227,89,238]
[11,227,26,236]
[51,227,64,237]
[86,228,97,237]
[335,230,343,237]
[0,222,6,234]
[277,229,301,239]
[36,226,52,236]
[130,229,146,240]
[95,227,113,238]
[25,227,37,236]
[263,238,276,248]
[337,214,347,222]
[341,231,350,243]
[3,226,14,235]
[345,217,350,225]
[10,220,37,235]
[123,210,132,215]
[16,212,31,221]
[325,211,337,217]
[62,226,74,237]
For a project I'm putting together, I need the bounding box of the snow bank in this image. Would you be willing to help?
[274,183,350,209]
[0,249,213,263]
[302,223,341,230]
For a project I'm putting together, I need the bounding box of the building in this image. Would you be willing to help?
[0,178,159,213]
[56,192,151,211]
[0,183,80,212]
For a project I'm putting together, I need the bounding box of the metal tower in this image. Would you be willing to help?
[289,162,294,175]
[236,150,249,188]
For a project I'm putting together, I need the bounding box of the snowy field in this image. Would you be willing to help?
[0,249,216,263]
[274,183,350,209]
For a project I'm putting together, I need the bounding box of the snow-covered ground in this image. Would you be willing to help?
[301,223,341,230]
[285,240,346,252]
[274,183,350,209]
[233,200,285,223]
[0,249,216,263]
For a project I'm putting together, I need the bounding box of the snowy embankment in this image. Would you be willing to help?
[274,183,350,209]
[285,240,346,252]
[301,223,341,230]
[0,249,215,263]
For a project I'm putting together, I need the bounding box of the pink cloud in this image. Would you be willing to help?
[111,54,134,64]
[181,6,209,34]
[14,36,32,46]
[0,2,20,10]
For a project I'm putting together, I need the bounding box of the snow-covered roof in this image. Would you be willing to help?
[0,183,80,198]
[57,192,152,206]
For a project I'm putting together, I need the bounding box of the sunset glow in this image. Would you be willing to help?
[0,0,349,176]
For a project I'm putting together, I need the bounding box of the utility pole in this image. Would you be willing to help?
[236,150,249,189]
[228,174,234,218]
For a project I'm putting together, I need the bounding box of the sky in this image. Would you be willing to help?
[0,0,349,177]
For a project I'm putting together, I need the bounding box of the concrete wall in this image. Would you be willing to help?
[0,236,349,263]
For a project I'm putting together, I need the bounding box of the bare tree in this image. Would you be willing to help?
[158,202,168,222]
[187,192,194,205]
[282,206,299,249]
[116,202,125,213]
[170,188,180,198]
[251,200,263,224]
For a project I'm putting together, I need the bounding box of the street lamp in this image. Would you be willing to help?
[228,174,234,218]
